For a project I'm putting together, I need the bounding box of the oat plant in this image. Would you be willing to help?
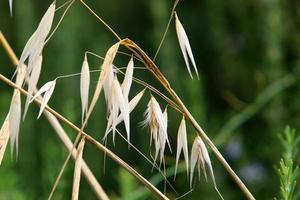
[0,0,256,199]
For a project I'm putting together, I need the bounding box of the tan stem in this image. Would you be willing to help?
[0,73,169,200]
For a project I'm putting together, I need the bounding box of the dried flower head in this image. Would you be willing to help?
[30,80,56,119]
[175,117,189,179]
[175,12,199,79]
[144,96,171,165]
[190,136,223,199]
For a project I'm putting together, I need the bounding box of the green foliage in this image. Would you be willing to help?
[277,126,300,200]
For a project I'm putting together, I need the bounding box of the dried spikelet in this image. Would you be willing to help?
[80,55,90,123]
[16,63,26,87]
[158,108,170,165]
[144,96,170,164]
[17,2,55,83]
[175,117,189,179]
[112,78,130,143]
[23,55,43,120]
[121,57,134,98]
[175,12,199,79]
[0,116,10,165]
[72,137,85,200]
[104,89,145,139]
[30,80,56,119]
[8,92,21,156]
[103,65,116,112]
[190,136,223,199]
[88,43,120,126]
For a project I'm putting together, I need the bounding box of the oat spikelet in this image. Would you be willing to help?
[80,55,90,123]
[0,116,10,165]
[121,57,134,98]
[88,43,119,127]
[158,108,170,165]
[103,65,115,110]
[17,2,55,84]
[175,12,199,79]
[8,92,21,156]
[175,117,189,179]
[144,96,170,164]
[72,137,85,200]
[30,80,56,119]
[112,78,130,143]
[104,89,145,139]
[190,136,223,199]
[23,55,43,120]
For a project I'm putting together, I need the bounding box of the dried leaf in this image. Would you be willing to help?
[121,57,134,98]
[30,80,56,119]
[9,92,21,156]
[80,55,90,123]
[72,137,85,200]
[23,55,43,120]
[175,117,189,179]
[0,116,10,165]
[175,12,199,79]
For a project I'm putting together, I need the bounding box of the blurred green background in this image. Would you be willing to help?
[1,0,300,199]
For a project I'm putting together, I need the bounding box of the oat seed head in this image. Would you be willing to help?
[175,117,189,179]
[175,12,199,79]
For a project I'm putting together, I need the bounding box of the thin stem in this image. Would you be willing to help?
[0,73,169,200]
[56,0,73,11]
[115,129,177,194]
[45,0,75,44]
[0,32,19,65]
[48,134,81,200]
[79,0,121,41]
[153,0,180,61]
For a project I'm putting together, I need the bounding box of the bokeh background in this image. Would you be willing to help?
[1,0,300,199]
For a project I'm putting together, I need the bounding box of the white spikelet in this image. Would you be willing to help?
[17,2,55,80]
[8,92,21,156]
[158,108,169,165]
[23,55,43,120]
[80,55,90,123]
[104,89,145,139]
[121,57,134,98]
[175,117,189,179]
[9,0,13,16]
[30,80,56,119]
[113,78,130,141]
[16,63,26,87]
[103,65,115,111]
[0,116,10,165]
[175,12,199,79]
[144,96,170,164]
[190,136,223,199]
